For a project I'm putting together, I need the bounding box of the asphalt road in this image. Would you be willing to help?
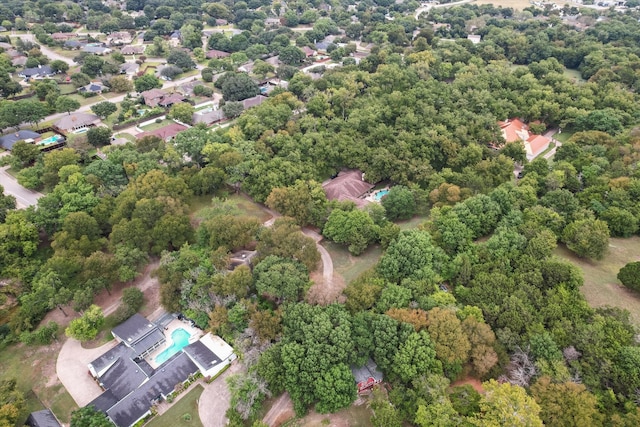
[0,163,44,208]
[14,33,77,67]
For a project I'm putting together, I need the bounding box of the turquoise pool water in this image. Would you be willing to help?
[73,128,89,134]
[374,189,389,201]
[37,135,63,146]
[154,328,191,365]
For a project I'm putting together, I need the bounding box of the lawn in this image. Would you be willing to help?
[0,340,77,425]
[146,385,204,427]
[190,194,272,223]
[286,403,373,427]
[140,119,174,132]
[554,128,575,144]
[563,68,586,83]
[323,241,383,284]
[554,236,640,326]
[113,132,136,143]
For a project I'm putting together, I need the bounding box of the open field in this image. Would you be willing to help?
[189,193,273,223]
[140,119,175,131]
[554,236,640,325]
[0,340,77,425]
[147,385,204,427]
[284,401,373,427]
[323,241,382,284]
[563,68,586,83]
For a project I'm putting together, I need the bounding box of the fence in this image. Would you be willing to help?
[112,111,165,131]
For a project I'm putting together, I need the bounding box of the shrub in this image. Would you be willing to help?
[618,262,640,292]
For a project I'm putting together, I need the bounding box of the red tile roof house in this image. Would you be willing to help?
[301,46,317,58]
[498,118,551,160]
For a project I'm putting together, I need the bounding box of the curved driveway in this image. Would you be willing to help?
[197,362,242,427]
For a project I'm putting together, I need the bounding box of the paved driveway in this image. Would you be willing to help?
[56,338,117,407]
[198,361,242,427]
[0,164,43,208]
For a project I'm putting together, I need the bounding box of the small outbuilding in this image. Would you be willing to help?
[25,409,62,427]
[351,359,383,393]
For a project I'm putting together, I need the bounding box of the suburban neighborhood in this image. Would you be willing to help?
[2,0,640,426]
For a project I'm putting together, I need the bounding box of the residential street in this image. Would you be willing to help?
[14,33,77,67]
[0,161,43,208]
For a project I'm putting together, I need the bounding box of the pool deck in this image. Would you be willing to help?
[363,186,390,203]
[145,319,202,369]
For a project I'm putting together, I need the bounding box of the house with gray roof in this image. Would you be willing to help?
[18,65,55,79]
[111,313,166,357]
[351,359,383,393]
[25,409,62,427]
[121,45,145,55]
[242,94,267,109]
[64,40,84,50]
[79,81,108,94]
[193,108,226,126]
[83,45,112,55]
[119,61,139,76]
[0,130,41,150]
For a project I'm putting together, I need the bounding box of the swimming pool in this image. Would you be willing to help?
[73,128,89,134]
[374,189,389,201]
[37,135,63,146]
[154,328,191,365]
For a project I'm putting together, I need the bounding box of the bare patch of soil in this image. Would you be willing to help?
[451,377,485,393]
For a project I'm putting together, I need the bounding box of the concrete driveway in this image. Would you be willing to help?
[56,338,117,407]
[0,163,43,208]
[198,361,242,427]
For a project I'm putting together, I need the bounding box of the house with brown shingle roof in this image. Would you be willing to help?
[140,88,167,107]
[322,169,375,208]
[136,123,188,141]
[206,49,230,59]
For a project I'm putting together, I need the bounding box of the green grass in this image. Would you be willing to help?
[59,84,76,95]
[140,119,174,132]
[323,241,383,284]
[0,340,77,425]
[146,385,204,427]
[554,236,640,326]
[113,132,136,142]
[563,68,586,83]
[190,194,272,223]
[285,403,373,427]
[554,128,575,144]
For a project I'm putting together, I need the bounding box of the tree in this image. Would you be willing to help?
[562,218,609,260]
[254,256,310,303]
[134,74,162,92]
[314,363,357,413]
[91,101,117,119]
[55,96,80,115]
[70,72,91,88]
[218,72,260,101]
[266,180,328,227]
[0,185,16,223]
[618,262,640,292]
[381,185,416,221]
[9,140,40,168]
[611,346,640,398]
[114,287,144,322]
[323,208,378,255]
[472,380,543,427]
[600,207,638,237]
[392,330,442,383]
[65,305,104,341]
[81,55,105,77]
[279,45,306,66]
[108,75,134,93]
[167,49,196,70]
[70,406,112,427]
[168,102,194,125]
[87,127,112,147]
[256,218,320,271]
[0,379,25,427]
[222,101,244,118]
[426,307,471,369]
[50,59,69,74]
[530,377,600,427]
[160,64,183,79]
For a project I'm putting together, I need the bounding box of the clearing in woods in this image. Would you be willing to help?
[555,236,640,326]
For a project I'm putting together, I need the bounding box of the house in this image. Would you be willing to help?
[499,118,551,160]
[265,17,282,28]
[322,169,375,208]
[64,40,84,50]
[0,130,41,150]
[121,45,145,55]
[193,108,226,126]
[86,314,235,427]
[351,359,383,393]
[82,45,112,55]
[137,123,188,141]
[141,88,167,107]
[301,46,317,58]
[51,32,76,41]
[18,65,55,79]
[215,19,228,26]
[79,81,108,94]
[119,61,139,76]
[177,80,204,96]
[53,112,100,134]
[11,55,27,67]
[261,78,288,96]
[228,250,257,270]
[158,93,185,108]
[467,34,481,44]
[25,409,62,427]
[107,31,134,46]
[168,30,181,47]
[206,49,231,59]
[265,55,282,67]
[237,61,255,73]
[242,95,267,109]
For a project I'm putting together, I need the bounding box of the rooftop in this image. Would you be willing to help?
[322,169,375,207]
[54,112,100,131]
[26,409,62,427]
[112,313,159,345]
[137,123,188,141]
[0,130,41,150]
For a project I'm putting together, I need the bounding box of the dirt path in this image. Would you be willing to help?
[197,361,242,427]
[262,393,294,427]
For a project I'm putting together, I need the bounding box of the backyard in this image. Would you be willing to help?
[189,193,273,223]
[146,385,204,427]
[555,236,640,325]
[323,241,383,285]
[139,118,174,132]
[283,401,373,427]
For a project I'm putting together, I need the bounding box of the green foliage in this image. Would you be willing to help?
[254,255,310,303]
[392,330,442,383]
[323,208,378,255]
[617,262,640,292]
[381,185,416,221]
[217,72,260,101]
[0,379,25,427]
[70,405,112,427]
[134,74,162,93]
[168,102,194,125]
[65,305,104,342]
[87,126,112,147]
[91,101,117,119]
[562,218,610,260]
[472,380,543,427]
